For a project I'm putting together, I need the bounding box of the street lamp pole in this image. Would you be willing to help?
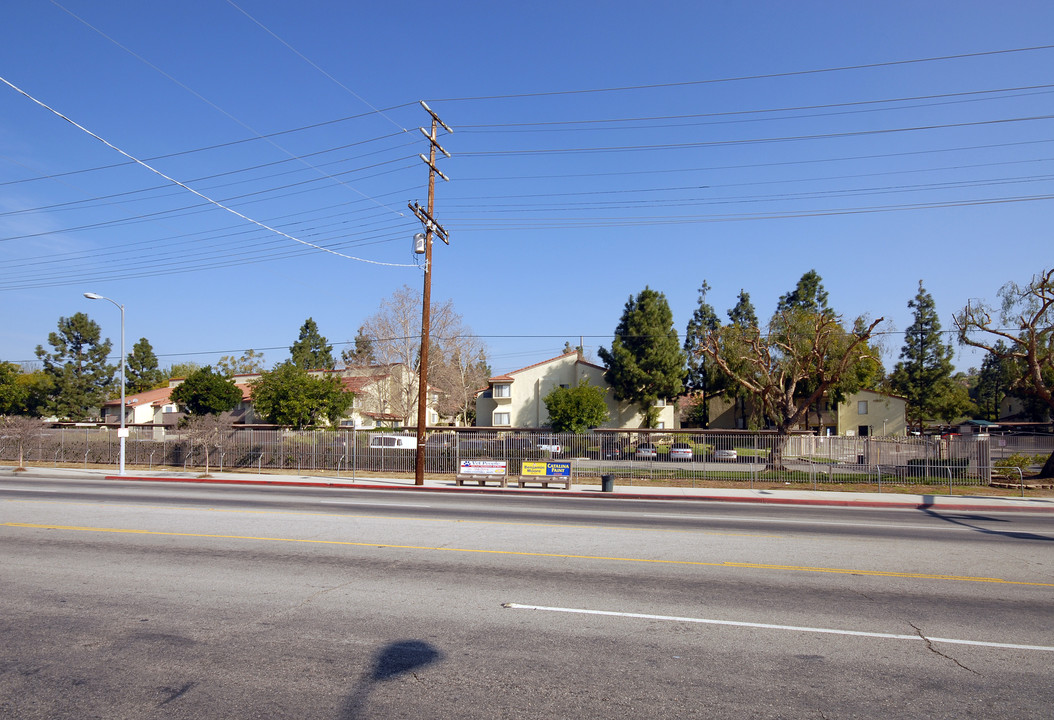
[84,292,125,476]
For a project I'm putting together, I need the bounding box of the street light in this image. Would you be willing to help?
[84,292,125,476]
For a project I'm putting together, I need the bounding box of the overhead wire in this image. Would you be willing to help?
[0,75,419,268]
[48,0,409,220]
[428,44,1054,102]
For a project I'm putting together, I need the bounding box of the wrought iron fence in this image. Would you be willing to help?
[3,426,1051,490]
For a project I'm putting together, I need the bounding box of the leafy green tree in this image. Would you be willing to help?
[163,362,201,381]
[598,287,686,427]
[35,312,114,420]
[250,362,352,428]
[216,349,265,376]
[727,290,758,328]
[544,378,610,433]
[0,363,26,415]
[290,318,334,370]
[126,337,164,393]
[170,366,243,416]
[933,372,977,424]
[889,281,957,431]
[776,269,831,315]
[971,342,1016,420]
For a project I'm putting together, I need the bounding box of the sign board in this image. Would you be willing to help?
[459,459,507,476]
[521,461,571,477]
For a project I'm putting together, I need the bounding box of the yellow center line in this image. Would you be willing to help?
[4,521,1052,587]
[1,498,778,539]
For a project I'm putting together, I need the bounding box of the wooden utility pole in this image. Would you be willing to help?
[410,101,451,485]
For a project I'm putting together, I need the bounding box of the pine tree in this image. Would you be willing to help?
[727,290,758,328]
[35,312,114,420]
[341,326,376,367]
[889,281,957,430]
[126,337,163,393]
[598,287,685,427]
[971,342,1016,421]
[682,281,728,426]
[776,269,830,315]
[289,318,334,370]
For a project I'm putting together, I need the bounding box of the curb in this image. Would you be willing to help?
[103,475,1054,513]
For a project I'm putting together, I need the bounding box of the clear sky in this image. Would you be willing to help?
[2,1,1052,377]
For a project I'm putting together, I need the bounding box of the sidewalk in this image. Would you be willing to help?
[10,465,1047,513]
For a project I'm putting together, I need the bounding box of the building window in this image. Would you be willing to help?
[655,398,666,407]
[494,412,510,426]
[493,384,511,398]
[858,401,868,415]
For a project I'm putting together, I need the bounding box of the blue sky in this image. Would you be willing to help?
[2,1,1052,377]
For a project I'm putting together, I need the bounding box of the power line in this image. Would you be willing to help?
[0,75,419,268]
[455,84,1054,131]
[457,115,1054,157]
[48,0,409,219]
[224,0,409,134]
[429,44,1054,102]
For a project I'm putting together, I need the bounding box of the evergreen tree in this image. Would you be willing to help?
[889,281,957,430]
[341,326,376,367]
[971,342,1016,420]
[290,318,334,370]
[727,290,758,328]
[598,287,686,427]
[776,269,831,315]
[126,337,163,393]
[170,366,243,416]
[35,312,114,420]
[682,281,727,426]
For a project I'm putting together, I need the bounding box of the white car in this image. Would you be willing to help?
[537,436,562,454]
[714,449,738,461]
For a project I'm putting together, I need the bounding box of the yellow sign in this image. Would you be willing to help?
[521,461,571,477]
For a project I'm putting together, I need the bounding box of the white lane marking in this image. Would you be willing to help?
[502,604,1054,653]
[319,500,431,508]
[0,488,58,493]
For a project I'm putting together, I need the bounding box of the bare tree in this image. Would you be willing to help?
[955,268,1054,477]
[182,413,235,476]
[698,309,883,466]
[430,338,489,425]
[356,285,486,425]
[1,415,46,471]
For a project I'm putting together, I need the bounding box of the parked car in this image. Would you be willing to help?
[635,443,657,460]
[537,436,562,454]
[669,442,693,461]
[599,439,628,459]
[369,434,417,450]
[714,448,738,461]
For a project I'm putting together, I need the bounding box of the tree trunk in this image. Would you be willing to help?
[1039,451,1054,480]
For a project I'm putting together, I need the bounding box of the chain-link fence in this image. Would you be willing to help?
[3,426,1051,489]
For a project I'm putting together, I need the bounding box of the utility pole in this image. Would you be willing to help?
[410,101,451,486]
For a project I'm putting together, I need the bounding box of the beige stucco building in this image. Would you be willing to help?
[704,388,906,436]
[474,351,677,429]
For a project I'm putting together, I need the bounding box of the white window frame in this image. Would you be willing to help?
[493,384,511,398]
[858,401,869,415]
[493,411,511,426]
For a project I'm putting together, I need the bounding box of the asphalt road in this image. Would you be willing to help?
[2,473,1052,719]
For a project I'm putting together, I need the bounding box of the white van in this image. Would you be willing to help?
[369,434,418,450]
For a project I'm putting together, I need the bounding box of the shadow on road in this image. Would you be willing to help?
[338,640,443,720]
[919,500,1054,542]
